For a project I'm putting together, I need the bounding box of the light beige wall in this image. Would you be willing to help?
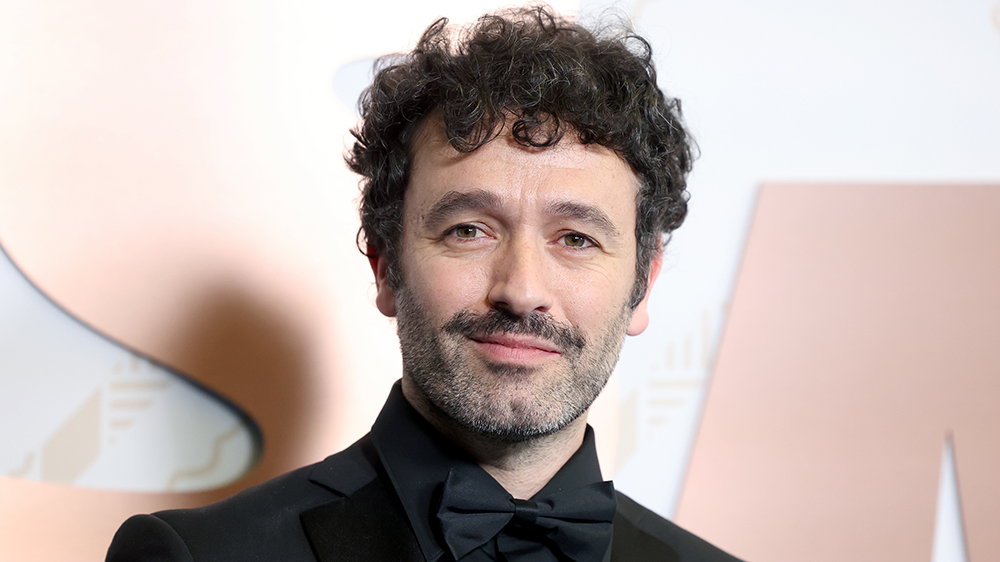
[678,184,1000,561]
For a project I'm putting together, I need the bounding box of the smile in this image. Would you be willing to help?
[469,334,563,364]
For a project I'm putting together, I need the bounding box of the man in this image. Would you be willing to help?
[107,6,742,561]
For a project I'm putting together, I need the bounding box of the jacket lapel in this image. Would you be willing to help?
[300,436,424,562]
[610,510,681,562]
[300,477,424,562]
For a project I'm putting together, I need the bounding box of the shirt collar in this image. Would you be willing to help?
[370,381,609,562]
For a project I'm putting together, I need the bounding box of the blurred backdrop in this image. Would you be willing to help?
[1,1,999,560]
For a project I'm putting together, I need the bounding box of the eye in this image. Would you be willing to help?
[450,225,481,239]
[562,233,595,248]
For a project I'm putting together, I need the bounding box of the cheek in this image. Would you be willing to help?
[403,255,491,316]
[555,265,635,325]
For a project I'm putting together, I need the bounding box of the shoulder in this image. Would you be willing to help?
[612,492,744,562]
[106,436,380,562]
[106,513,195,562]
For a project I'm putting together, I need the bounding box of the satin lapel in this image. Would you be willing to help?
[300,476,425,562]
[610,514,681,562]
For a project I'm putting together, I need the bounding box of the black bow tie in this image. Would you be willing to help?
[435,466,616,561]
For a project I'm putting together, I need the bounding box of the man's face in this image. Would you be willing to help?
[374,120,656,441]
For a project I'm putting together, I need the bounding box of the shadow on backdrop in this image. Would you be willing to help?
[0,237,331,561]
[162,281,320,491]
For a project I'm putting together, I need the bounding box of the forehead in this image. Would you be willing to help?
[407,119,640,211]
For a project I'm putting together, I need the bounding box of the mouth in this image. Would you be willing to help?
[469,333,563,364]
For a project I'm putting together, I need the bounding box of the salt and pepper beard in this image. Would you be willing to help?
[393,285,632,442]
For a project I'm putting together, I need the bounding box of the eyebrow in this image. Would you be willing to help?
[422,190,622,239]
[424,190,502,228]
[545,201,621,238]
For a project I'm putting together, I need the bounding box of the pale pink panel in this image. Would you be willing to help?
[676,184,1000,562]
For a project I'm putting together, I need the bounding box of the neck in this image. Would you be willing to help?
[401,377,588,499]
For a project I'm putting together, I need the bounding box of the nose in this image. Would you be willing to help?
[486,238,554,317]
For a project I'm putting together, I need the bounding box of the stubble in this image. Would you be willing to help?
[393,286,631,442]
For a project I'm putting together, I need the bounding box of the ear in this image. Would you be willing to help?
[368,244,397,317]
[627,251,663,336]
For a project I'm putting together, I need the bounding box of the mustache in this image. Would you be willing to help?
[442,309,585,353]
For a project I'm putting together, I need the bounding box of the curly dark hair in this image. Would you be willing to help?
[347,5,693,308]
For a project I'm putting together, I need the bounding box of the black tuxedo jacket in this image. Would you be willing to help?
[106,435,741,562]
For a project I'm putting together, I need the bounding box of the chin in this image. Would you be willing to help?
[447,389,591,443]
